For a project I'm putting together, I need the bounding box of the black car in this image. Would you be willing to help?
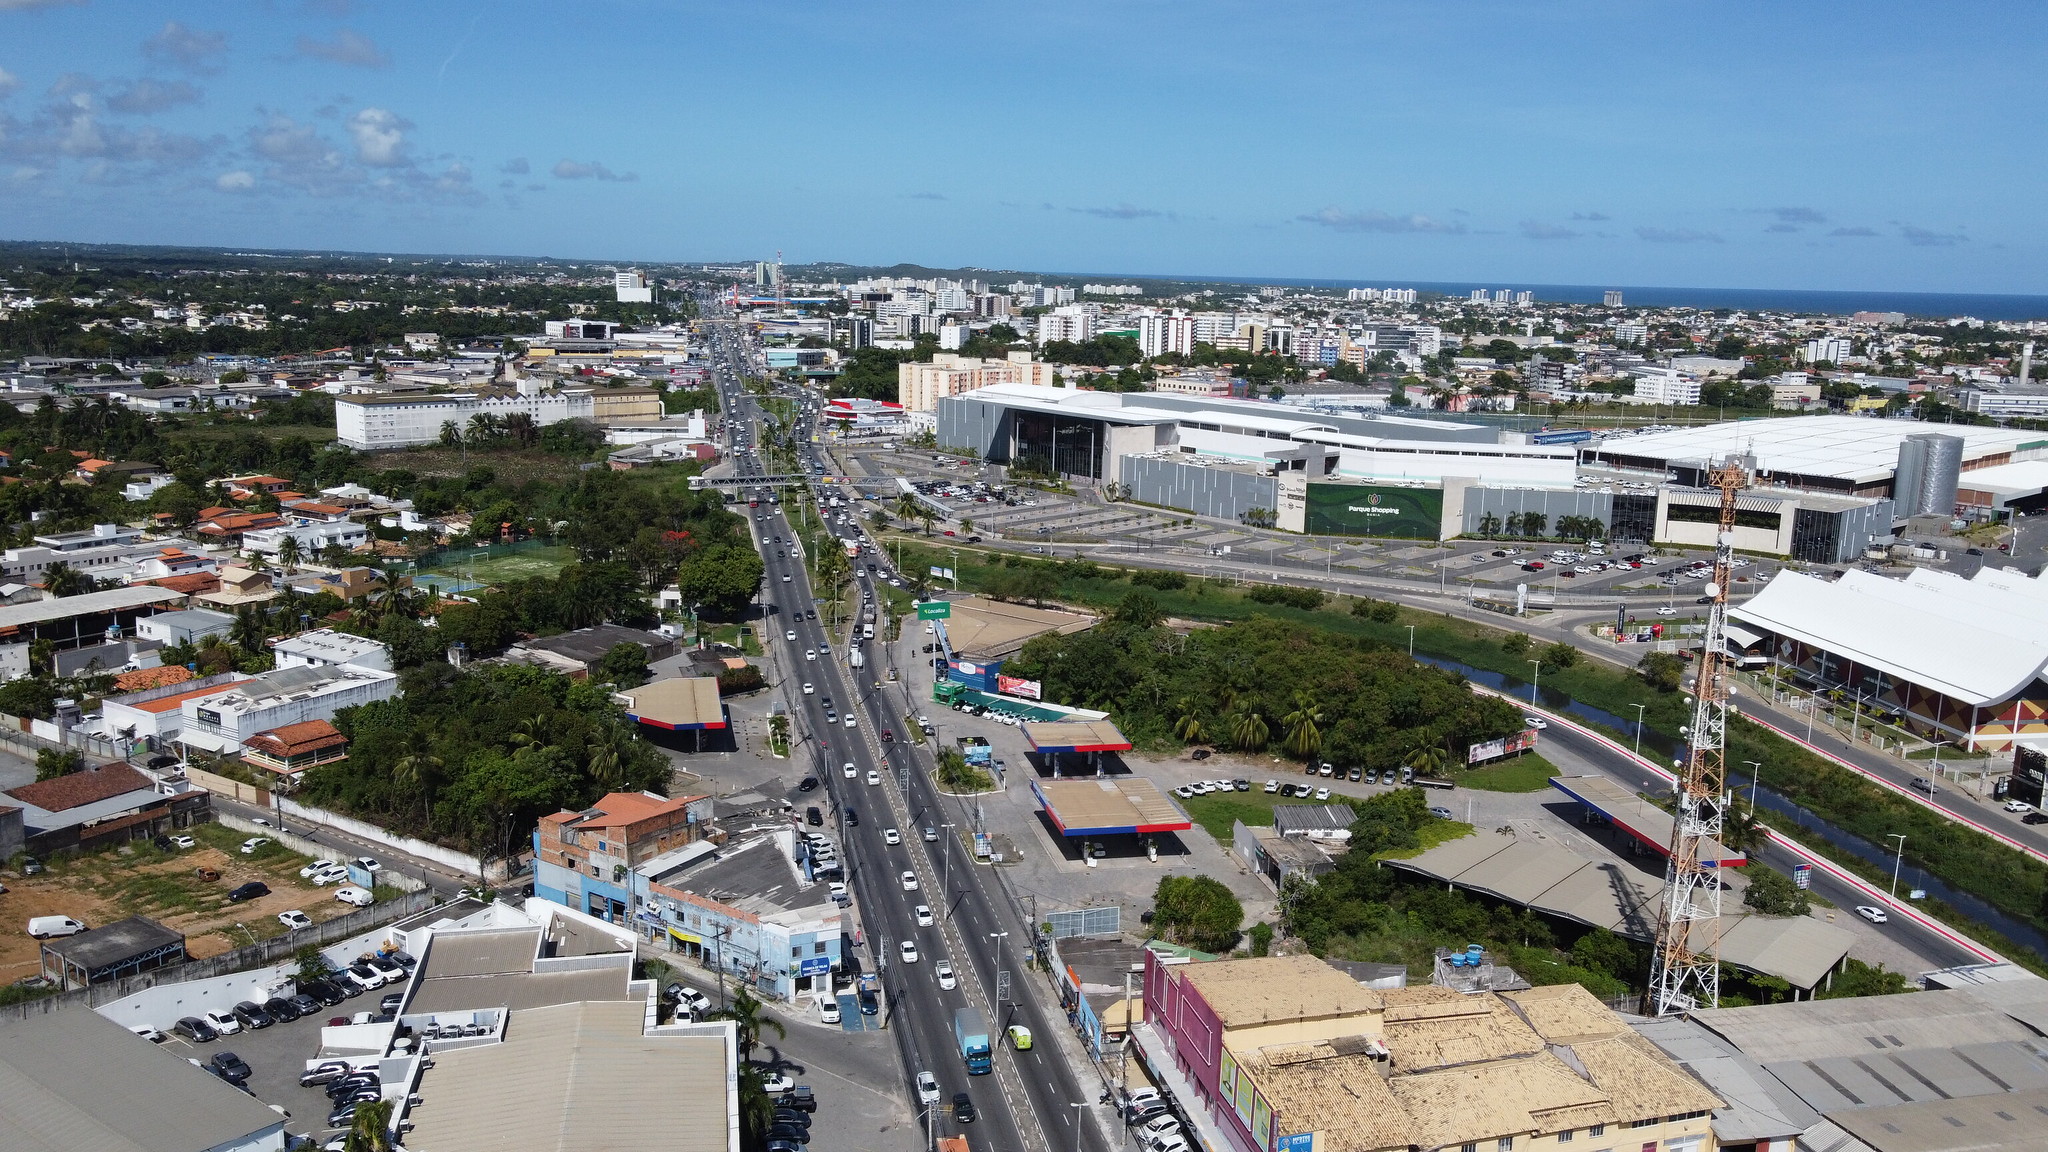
[328,1104,363,1129]
[301,978,348,1006]
[153,834,175,851]
[766,1125,810,1144]
[806,807,823,827]
[953,1092,976,1123]
[857,988,878,1015]
[174,1016,217,1043]
[797,777,819,792]
[226,881,269,902]
[210,1051,252,1085]
[328,1074,380,1101]
[389,949,417,971]
[845,807,859,826]
[231,1001,273,1029]
[772,1109,811,1130]
[263,996,302,1022]
[2025,812,2048,825]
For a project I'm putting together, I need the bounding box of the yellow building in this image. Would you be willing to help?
[586,386,663,422]
[898,351,1057,410]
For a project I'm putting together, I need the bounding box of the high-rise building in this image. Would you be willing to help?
[934,287,970,313]
[1803,336,1851,364]
[613,270,653,304]
[1038,305,1094,345]
[1514,290,1533,306]
[1492,289,1513,304]
[1614,322,1650,345]
[752,261,780,288]
[1469,289,1488,302]
[972,293,1012,319]
[1138,311,1197,358]
[1603,289,1625,307]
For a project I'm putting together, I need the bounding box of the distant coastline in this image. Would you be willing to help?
[1111,274,2048,322]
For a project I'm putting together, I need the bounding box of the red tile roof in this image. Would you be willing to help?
[247,719,347,755]
[6,763,153,812]
[138,572,220,595]
[121,677,252,714]
[113,665,194,692]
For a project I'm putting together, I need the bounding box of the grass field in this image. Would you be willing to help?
[362,445,587,485]
[1461,752,1560,793]
[424,544,576,586]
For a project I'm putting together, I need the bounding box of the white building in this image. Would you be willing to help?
[1138,311,1197,358]
[1038,305,1094,345]
[181,664,399,752]
[614,271,654,304]
[1630,367,1702,405]
[1804,336,1851,364]
[271,628,393,673]
[135,608,235,646]
[241,518,371,559]
[1614,323,1650,345]
[335,382,598,450]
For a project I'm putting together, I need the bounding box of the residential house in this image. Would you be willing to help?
[193,507,287,547]
[1,761,207,854]
[283,566,404,602]
[135,607,236,646]
[271,628,392,672]
[127,547,220,584]
[193,565,276,609]
[533,791,713,921]
[241,719,349,779]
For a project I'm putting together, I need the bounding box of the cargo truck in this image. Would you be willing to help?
[953,1006,992,1074]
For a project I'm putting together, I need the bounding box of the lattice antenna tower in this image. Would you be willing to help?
[1645,452,1752,1015]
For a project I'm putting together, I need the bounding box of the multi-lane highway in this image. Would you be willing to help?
[697,308,1106,1152]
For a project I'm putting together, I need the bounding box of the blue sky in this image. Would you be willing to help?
[0,1,2042,293]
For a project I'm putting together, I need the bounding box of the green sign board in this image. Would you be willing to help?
[1304,482,1443,539]
[916,601,952,620]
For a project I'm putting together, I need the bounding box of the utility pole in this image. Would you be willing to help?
[1646,452,1748,1016]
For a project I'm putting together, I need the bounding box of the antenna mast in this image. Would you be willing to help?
[1645,452,1751,1016]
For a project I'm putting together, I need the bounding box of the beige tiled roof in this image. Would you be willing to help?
[1236,1047,1409,1152]
[1388,1051,1609,1150]
[1179,955,1382,1028]
[1381,991,1543,1072]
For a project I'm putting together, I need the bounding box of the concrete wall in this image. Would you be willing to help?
[213,812,426,893]
[93,916,416,1033]
[1460,487,1615,536]
[935,395,1008,460]
[1120,454,1278,523]
[188,764,269,805]
[276,796,506,881]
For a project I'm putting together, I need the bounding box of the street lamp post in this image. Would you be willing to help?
[989,930,1010,1008]
[1070,1102,1088,1152]
[941,822,956,895]
[1886,833,1907,899]
[1527,659,1542,706]
[1742,760,1763,814]
[1405,625,1416,657]
[1631,703,1647,760]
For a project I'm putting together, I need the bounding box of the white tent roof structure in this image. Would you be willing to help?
[1730,566,2048,706]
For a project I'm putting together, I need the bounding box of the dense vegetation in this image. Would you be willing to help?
[298,662,669,854]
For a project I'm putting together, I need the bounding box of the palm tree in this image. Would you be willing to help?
[1505,512,1525,537]
[1281,690,1324,760]
[42,561,88,598]
[1230,708,1269,754]
[707,988,786,1064]
[894,493,922,527]
[230,607,268,656]
[467,411,500,443]
[343,1099,395,1152]
[1719,803,1767,855]
[586,722,633,792]
[1172,697,1207,745]
[391,737,443,821]
[734,1062,777,1149]
[275,535,301,574]
[1407,740,1449,780]
[439,420,461,447]
[507,715,551,756]
[1478,512,1502,538]
[503,411,539,447]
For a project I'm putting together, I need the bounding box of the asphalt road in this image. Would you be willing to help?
[704,314,1104,1152]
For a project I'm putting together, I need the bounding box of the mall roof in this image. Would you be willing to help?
[1585,414,2047,484]
[1030,777,1189,837]
[0,1006,286,1152]
[615,675,727,730]
[405,999,732,1152]
[1731,567,2048,705]
[1022,719,1131,754]
[1387,831,1853,989]
[1827,1088,2048,1152]
[1550,775,1744,865]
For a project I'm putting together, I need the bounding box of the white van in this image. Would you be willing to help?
[28,916,86,939]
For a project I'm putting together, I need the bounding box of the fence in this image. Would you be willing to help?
[186,764,270,806]
[7,888,438,1018]
[1046,905,1121,939]
[0,710,123,764]
[213,811,427,893]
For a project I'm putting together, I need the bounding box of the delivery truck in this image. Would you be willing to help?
[953,1006,992,1074]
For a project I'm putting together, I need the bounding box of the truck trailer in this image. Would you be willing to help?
[953,1006,992,1074]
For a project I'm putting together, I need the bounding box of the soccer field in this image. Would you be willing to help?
[423,545,576,587]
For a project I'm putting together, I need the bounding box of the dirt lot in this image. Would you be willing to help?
[0,823,367,983]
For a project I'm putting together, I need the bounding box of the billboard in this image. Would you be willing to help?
[1304,482,1443,539]
[946,659,1000,692]
[917,600,952,620]
[996,674,1042,700]
[1467,728,1539,765]
[1532,428,1594,445]
[929,565,955,581]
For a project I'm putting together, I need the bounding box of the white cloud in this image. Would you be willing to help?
[215,168,253,191]
[0,68,18,98]
[142,21,227,74]
[296,29,389,69]
[106,78,201,114]
[1297,207,1465,234]
[346,106,406,167]
[552,157,637,182]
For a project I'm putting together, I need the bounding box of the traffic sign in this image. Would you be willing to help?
[917,601,952,621]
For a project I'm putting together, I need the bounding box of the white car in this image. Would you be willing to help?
[169,835,195,849]
[351,857,382,873]
[805,649,816,661]
[299,859,338,879]
[867,769,882,786]
[844,762,858,779]
[2006,799,2034,813]
[828,881,848,900]
[762,1073,795,1094]
[915,904,934,926]
[1314,787,1332,801]
[883,827,901,845]
[130,1023,165,1043]
[900,939,920,963]
[239,837,271,854]
[935,960,957,990]
[278,909,313,931]
[1856,905,1889,924]
[203,1008,241,1035]
[1264,779,1280,793]
[782,575,791,582]
[819,996,841,1024]
[917,1070,941,1105]
[1524,716,1548,730]
[1656,606,1676,616]
[786,630,798,641]
[901,870,919,892]
[334,886,375,907]
[307,865,348,886]
[844,716,856,729]
[803,683,814,695]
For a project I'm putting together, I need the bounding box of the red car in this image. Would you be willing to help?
[881,730,894,742]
